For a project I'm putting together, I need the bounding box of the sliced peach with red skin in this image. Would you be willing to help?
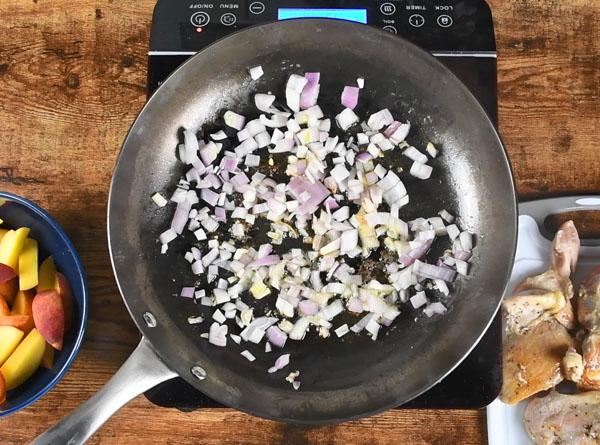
[55,272,74,331]
[0,314,32,330]
[0,263,16,283]
[32,290,64,350]
[10,290,35,333]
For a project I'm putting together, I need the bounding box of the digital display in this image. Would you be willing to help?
[278,8,368,24]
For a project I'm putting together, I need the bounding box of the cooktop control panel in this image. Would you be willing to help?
[150,0,496,54]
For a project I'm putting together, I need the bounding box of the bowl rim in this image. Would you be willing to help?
[0,191,89,417]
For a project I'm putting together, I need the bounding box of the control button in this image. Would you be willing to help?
[190,11,210,27]
[249,2,265,14]
[380,2,396,15]
[220,13,237,26]
[408,14,425,28]
[382,25,397,34]
[437,15,453,27]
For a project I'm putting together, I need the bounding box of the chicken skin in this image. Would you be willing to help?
[524,391,600,445]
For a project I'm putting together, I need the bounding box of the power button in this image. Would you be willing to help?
[190,12,210,27]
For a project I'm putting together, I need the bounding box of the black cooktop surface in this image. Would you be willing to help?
[145,0,501,411]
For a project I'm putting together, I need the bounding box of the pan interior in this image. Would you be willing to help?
[108,19,516,422]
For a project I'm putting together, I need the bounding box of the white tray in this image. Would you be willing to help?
[486,195,600,445]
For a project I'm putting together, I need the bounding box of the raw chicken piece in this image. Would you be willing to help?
[503,270,574,335]
[578,267,600,390]
[551,220,580,278]
[500,320,575,404]
[524,391,600,445]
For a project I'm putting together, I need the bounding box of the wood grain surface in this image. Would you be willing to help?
[0,0,598,444]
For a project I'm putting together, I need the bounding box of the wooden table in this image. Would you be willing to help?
[0,1,598,443]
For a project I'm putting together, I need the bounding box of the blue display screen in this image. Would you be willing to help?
[278,8,368,24]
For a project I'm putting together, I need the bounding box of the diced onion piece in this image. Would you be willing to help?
[300,72,320,109]
[410,162,433,180]
[459,231,473,251]
[289,317,310,340]
[210,130,228,141]
[266,325,287,348]
[268,354,290,373]
[388,122,411,145]
[209,322,228,347]
[159,228,177,244]
[335,108,359,131]
[286,74,308,112]
[424,302,447,317]
[335,324,349,337]
[403,146,428,164]
[413,260,457,282]
[241,350,256,361]
[249,65,264,80]
[224,110,245,130]
[367,109,393,131]
[341,86,360,110]
[357,77,364,88]
[410,291,428,309]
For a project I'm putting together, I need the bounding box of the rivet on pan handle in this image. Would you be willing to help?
[519,195,600,247]
[31,338,178,445]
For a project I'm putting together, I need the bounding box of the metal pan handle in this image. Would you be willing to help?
[519,195,600,246]
[31,337,177,445]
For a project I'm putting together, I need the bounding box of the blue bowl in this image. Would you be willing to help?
[0,192,88,416]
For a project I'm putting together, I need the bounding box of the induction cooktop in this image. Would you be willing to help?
[145,0,501,411]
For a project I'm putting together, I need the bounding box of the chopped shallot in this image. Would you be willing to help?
[157,69,476,389]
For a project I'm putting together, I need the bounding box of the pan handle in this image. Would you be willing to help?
[31,337,177,445]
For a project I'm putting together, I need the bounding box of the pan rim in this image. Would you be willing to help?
[107,18,517,423]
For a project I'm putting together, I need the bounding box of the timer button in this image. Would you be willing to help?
[190,11,210,27]
[380,3,396,15]
[249,2,265,14]
[437,15,453,28]
[408,14,425,28]
[220,13,237,26]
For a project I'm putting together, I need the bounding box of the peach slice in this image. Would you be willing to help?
[55,272,74,331]
[18,238,38,291]
[41,342,54,369]
[0,325,25,366]
[0,263,16,283]
[0,264,17,306]
[32,290,64,350]
[0,278,17,307]
[10,290,35,333]
[37,256,57,292]
[0,227,30,270]
[1,328,45,390]
[0,228,7,242]
[0,296,9,316]
[0,314,32,330]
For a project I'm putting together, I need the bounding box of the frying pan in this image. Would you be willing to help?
[33,19,517,444]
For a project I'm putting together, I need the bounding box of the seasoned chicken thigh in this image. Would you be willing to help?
[500,319,575,404]
[578,267,600,390]
[524,391,600,445]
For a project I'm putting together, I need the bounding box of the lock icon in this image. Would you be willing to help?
[437,15,453,27]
